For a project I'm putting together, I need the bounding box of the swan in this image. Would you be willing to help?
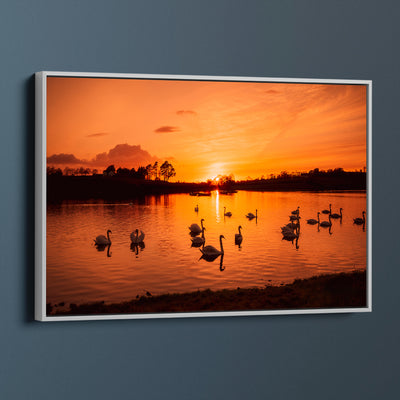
[319,214,332,227]
[194,204,199,212]
[189,218,205,235]
[224,207,232,217]
[200,235,225,257]
[291,206,300,215]
[282,230,298,241]
[322,204,332,215]
[191,227,206,247]
[307,212,320,225]
[289,215,300,221]
[282,220,300,232]
[94,230,112,245]
[246,209,257,219]
[330,208,343,219]
[235,226,243,245]
[353,211,366,225]
[130,229,145,244]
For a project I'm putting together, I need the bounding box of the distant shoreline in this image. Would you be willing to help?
[51,270,367,316]
[47,173,366,202]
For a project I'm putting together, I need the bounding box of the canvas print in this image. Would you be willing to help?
[38,73,370,319]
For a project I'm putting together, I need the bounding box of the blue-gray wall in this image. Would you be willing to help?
[0,1,398,399]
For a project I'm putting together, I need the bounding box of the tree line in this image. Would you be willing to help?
[47,161,176,182]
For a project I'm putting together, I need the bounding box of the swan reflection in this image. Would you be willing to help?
[95,243,112,257]
[130,241,145,256]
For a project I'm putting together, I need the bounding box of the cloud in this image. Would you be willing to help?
[154,126,180,133]
[47,144,158,168]
[47,153,83,164]
[176,110,197,116]
[86,132,109,138]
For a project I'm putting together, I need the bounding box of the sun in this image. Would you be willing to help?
[215,177,220,182]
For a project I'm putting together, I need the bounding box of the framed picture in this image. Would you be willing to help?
[35,71,372,321]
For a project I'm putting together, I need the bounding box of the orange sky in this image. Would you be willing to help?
[47,76,367,181]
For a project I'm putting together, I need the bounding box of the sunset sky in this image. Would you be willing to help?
[47,76,367,182]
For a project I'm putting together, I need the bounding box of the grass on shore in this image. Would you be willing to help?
[52,270,367,317]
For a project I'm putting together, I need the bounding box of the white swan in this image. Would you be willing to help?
[194,204,199,212]
[307,212,320,225]
[353,211,366,225]
[94,230,112,245]
[224,207,232,217]
[319,214,332,227]
[200,235,225,257]
[322,204,332,215]
[330,208,343,219]
[246,209,257,219]
[235,226,243,245]
[130,229,145,244]
[189,218,204,235]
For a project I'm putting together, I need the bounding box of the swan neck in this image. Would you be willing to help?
[220,236,224,254]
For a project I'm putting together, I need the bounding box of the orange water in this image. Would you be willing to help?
[46,191,367,305]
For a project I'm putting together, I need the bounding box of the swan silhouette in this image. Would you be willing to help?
[94,230,112,245]
[289,214,300,221]
[235,226,243,245]
[320,214,332,227]
[191,227,206,247]
[130,229,145,244]
[322,204,332,215]
[200,235,225,257]
[224,207,232,217]
[330,208,343,219]
[307,212,320,225]
[353,211,366,225]
[291,206,300,215]
[282,230,298,241]
[246,209,257,220]
[189,218,204,235]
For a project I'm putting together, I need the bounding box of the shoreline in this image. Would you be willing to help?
[51,270,367,316]
[47,174,366,202]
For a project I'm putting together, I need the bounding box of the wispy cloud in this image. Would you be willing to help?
[176,110,197,116]
[154,126,180,133]
[86,132,109,138]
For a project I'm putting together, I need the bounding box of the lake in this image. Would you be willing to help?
[46,190,367,306]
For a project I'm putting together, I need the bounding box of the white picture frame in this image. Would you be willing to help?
[35,71,372,321]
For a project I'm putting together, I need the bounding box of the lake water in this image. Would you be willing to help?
[46,191,367,306]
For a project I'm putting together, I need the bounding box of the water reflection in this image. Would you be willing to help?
[46,191,367,306]
[95,243,112,257]
[130,242,145,257]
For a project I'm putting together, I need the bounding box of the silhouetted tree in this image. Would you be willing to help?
[103,165,115,176]
[136,166,147,179]
[145,164,152,180]
[47,166,63,176]
[153,161,159,180]
[159,161,176,181]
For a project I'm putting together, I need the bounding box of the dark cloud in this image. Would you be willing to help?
[265,89,279,94]
[47,153,83,164]
[176,110,197,116]
[154,126,180,133]
[47,144,157,168]
[86,132,109,138]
